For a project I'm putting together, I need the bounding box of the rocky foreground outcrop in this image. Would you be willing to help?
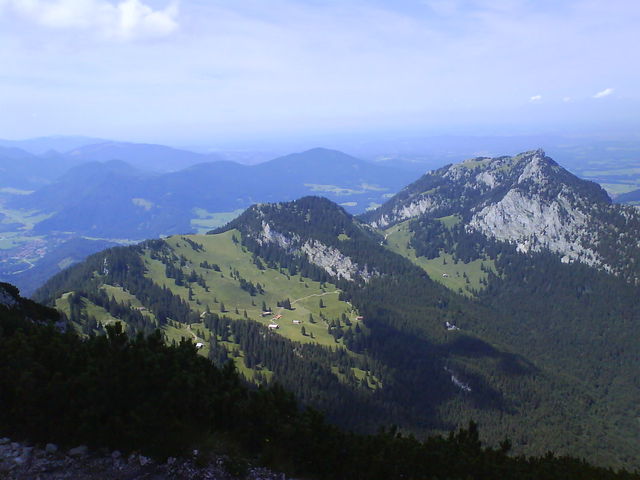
[0,437,291,480]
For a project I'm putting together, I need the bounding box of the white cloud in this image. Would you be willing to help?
[562,96,572,102]
[1,0,178,40]
[529,94,542,102]
[593,87,614,98]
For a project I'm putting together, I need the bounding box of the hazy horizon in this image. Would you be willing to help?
[1,0,638,147]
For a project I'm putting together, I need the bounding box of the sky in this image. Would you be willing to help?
[0,0,638,147]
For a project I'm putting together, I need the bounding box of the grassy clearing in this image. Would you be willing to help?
[220,341,275,383]
[142,230,362,350]
[384,221,494,296]
[304,183,388,196]
[101,284,158,324]
[0,207,53,229]
[304,184,363,195]
[52,229,367,384]
[55,292,121,333]
[190,208,245,234]
[0,232,44,250]
[0,188,34,195]
[459,158,491,170]
[437,214,462,229]
[352,367,382,389]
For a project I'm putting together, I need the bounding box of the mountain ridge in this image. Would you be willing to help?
[10,148,415,239]
[15,150,640,468]
[32,187,640,467]
[364,149,640,282]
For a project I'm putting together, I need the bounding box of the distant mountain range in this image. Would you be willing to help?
[616,188,640,204]
[1,135,638,297]
[1,146,417,294]
[63,141,223,172]
[33,150,640,469]
[0,139,220,189]
[3,134,639,197]
[0,146,78,189]
[10,148,417,239]
[0,135,108,155]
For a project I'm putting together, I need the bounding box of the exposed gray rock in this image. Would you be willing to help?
[370,195,438,229]
[0,287,18,308]
[468,188,600,266]
[68,445,88,457]
[259,221,296,249]
[258,222,375,282]
[367,149,640,282]
[0,438,296,479]
[301,240,375,282]
[45,443,58,454]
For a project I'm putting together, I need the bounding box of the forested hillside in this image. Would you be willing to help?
[3,281,638,479]
[362,151,640,466]
[34,195,640,468]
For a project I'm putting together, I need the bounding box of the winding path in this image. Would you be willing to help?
[275,290,340,315]
[186,324,203,342]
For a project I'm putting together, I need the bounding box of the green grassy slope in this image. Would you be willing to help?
[384,220,495,295]
[34,196,640,469]
[48,230,368,385]
[145,230,360,348]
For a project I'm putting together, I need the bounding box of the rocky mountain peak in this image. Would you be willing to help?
[440,149,572,196]
[364,150,639,281]
[214,196,378,283]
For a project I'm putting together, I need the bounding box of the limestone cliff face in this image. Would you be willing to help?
[365,150,640,280]
[468,188,599,266]
[258,221,375,282]
[0,284,18,308]
[370,196,439,229]
[300,240,375,282]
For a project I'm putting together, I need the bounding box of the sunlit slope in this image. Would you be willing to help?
[383,219,496,296]
[34,195,640,468]
[39,229,376,389]
[144,230,360,349]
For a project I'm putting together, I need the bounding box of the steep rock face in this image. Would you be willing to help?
[370,196,439,229]
[0,284,18,308]
[300,240,375,282]
[257,221,374,282]
[259,221,294,250]
[365,150,640,280]
[468,188,599,266]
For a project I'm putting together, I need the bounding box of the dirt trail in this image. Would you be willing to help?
[275,290,340,315]
[291,290,339,305]
[186,324,202,342]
